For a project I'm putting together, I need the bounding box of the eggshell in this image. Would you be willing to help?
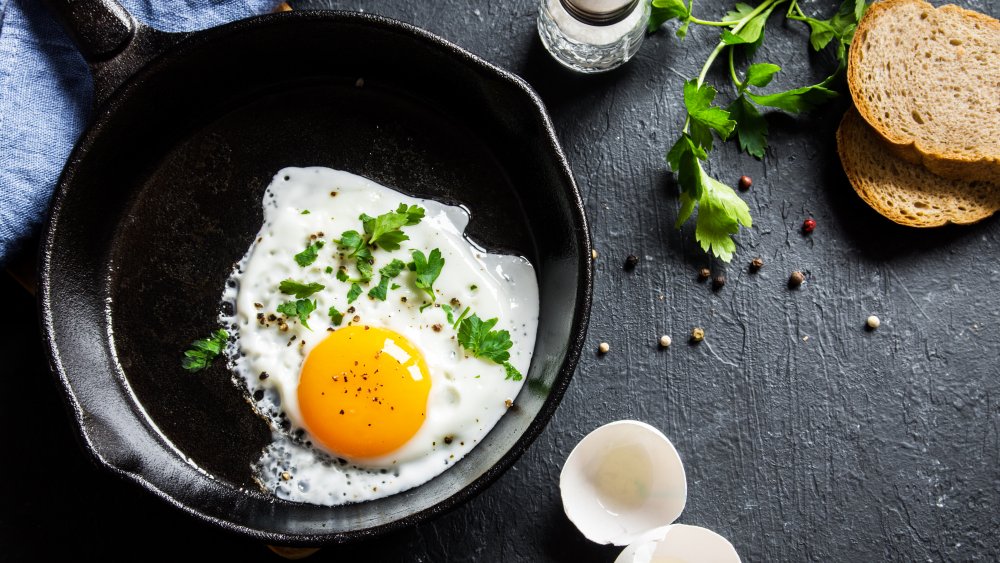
[560,420,687,545]
[614,524,741,563]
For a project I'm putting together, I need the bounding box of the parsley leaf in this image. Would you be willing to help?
[790,0,867,61]
[181,329,228,372]
[744,62,781,88]
[279,279,324,299]
[294,240,325,267]
[328,306,344,326]
[364,205,426,250]
[368,259,407,301]
[354,248,374,282]
[648,0,692,35]
[692,169,753,262]
[347,283,362,304]
[457,314,514,365]
[726,95,768,158]
[396,203,425,225]
[669,134,752,261]
[503,362,523,382]
[409,249,445,302]
[746,82,838,113]
[725,0,778,54]
[337,230,365,256]
[441,303,455,324]
[277,299,317,329]
[335,268,349,282]
[683,80,736,151]
[722,2,755,22]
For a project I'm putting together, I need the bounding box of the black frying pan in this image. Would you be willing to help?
[39,0,591,546]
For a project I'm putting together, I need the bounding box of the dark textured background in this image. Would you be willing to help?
[4,0,999,560]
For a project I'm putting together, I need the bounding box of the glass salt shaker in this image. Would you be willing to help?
[537,0,650,73]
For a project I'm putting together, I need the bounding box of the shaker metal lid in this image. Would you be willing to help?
[560,0,641,25]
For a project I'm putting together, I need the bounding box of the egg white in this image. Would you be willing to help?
[220,167,538,505]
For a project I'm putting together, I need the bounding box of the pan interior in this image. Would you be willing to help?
[46,14,585,540]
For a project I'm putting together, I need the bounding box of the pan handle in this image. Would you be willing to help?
[45,0,189,107]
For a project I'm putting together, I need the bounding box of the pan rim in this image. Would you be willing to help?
[38,9,592,545]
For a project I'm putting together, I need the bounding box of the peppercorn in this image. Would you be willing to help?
[802,217,816,234]
[598,342,610,354]
[690,327,705,343]
[591,249,598,260]
[866,315,881,330]
[712,275,726,290]
[750,257,764,272]
[698,267,711,280]
[624,254,639,270]
[738,175,752,190]
[789,271,805,288]
[659,335,672,348]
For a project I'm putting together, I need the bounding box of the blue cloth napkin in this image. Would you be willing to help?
[0,0,279,267]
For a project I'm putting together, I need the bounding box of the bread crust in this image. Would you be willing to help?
[837,108,1000,227]
[847,0,1000,183]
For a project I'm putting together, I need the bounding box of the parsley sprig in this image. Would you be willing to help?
[457,314,522,381]
[336,204,425,287]
[277,299,317,329]
[369,259,407,301]
[409,249,444,302]
[181,329,228,372]
[294,240,325,267]
[650,0,866,261]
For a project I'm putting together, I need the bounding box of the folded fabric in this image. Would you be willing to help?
[0,0,279,268]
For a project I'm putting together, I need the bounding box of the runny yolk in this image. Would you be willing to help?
[298,325,431,459]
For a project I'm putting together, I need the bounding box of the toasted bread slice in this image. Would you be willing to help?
[837,108,1000,227]
[848,0,1000,183]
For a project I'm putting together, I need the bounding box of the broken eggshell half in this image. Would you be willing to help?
[614,524,741,563]
[559,420,687,546]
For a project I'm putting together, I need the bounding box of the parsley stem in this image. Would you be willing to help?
[695,0,783,87]
[689,17,733,26]
[728,47,745,92]
[683,0,785,133]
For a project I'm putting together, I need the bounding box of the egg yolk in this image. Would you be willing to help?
[298,325,431,459]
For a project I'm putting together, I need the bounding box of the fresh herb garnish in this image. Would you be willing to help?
[347,282,362,304]
[336,205,425,284]
[277,299,317,329]
[503,362,523,382]
[279,279,325,298]
[649,0,866,260]
[294,240,325,267]
[363,204,425,250]
[457,315,512,363]
[328,306,344,326]
[441,303,455,324]
[325,266,334,274]
[452,305,471,330]
[181,329,228,372]
[409,248,444,302]
[456,314,522,381]
[301,209,311,215]
[368,259,407,301]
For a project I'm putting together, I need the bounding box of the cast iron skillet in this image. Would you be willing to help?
[39,0,591,546]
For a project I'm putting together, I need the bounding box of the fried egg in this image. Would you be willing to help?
[220,167,538,505]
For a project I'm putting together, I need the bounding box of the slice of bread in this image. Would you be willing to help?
[837,108,1000,227]
[848,0,1000,183]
